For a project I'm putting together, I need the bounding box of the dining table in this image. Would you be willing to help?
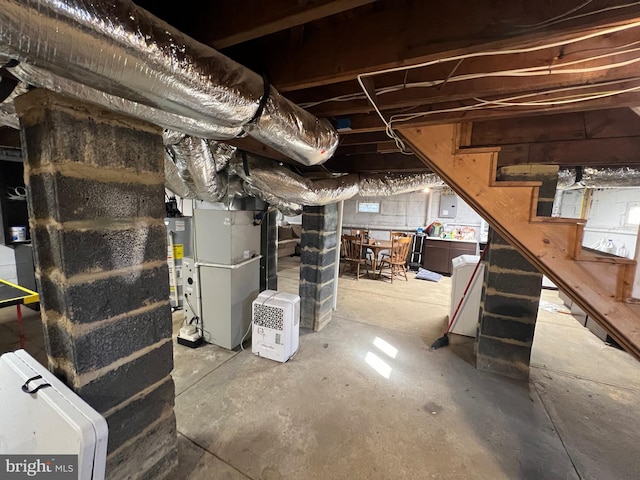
[357,240,392,276]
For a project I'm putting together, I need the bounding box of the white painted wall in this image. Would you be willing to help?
[341,188,484,241]
[556,187,640,257]
[0,244,17,284]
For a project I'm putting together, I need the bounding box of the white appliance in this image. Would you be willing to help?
[450,254,485,337]
[183,209,262,350]
[252,290,300,362]
[0,350,108,480]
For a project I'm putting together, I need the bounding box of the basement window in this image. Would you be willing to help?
[358,201,380,214]
[627,205,640,226]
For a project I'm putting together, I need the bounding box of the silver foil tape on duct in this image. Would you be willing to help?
[170,136,234,202]
[558,168,640,188]
[9,64,242,140]
[0,0,338,165]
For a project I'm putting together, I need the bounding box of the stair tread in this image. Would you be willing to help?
[530,216,584,224]
[398,123,640,361]
[490,180,542,188]
[576,246,636,264]
[456,146,501,154]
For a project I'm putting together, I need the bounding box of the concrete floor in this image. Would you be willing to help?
[2,256,640,479]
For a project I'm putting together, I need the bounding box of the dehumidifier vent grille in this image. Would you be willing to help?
[253,304,284,330]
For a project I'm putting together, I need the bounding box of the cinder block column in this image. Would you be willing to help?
[475,165,558,378]
[300,204,338,330]
[260,210,277,291]
[15,90,177,479]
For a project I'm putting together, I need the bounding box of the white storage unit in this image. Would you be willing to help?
[252,290,300,362]
[0,350,108,479]
[450,254,485,337]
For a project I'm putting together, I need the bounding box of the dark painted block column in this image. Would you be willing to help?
[475,165,558,378]
[260,209,277,292]
[300,204,338,330]
[15,90,177,479]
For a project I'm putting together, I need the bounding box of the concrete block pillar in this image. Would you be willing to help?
[15,90,177,479]
[475,165,558,378]
[260,210,277,291]
[300,204,338,330]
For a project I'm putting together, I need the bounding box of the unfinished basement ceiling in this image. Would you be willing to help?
[3,0,640,178]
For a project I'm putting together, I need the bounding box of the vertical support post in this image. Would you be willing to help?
[475,165,558,378]
[300,204,338,330]
[15,89,177,479]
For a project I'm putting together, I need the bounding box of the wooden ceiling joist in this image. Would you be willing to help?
[197,0,376,49]
[265,0,640,91]
[324,152,427,173]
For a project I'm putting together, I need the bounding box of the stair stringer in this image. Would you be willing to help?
[398,123,640,360]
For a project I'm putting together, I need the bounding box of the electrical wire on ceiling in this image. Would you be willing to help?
[352,18,640,150]
[299,38,640,110]
[512,0,594,29]
[514,1,640,32]
[386,79,640,126]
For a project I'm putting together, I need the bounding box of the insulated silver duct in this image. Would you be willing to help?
[558,168,640,189]
[359,173,444,196]
[0,0,338,165]
[242,182,303,216]
[0,80,28,129]
[9,64,243,140]
[170,137,233,202]
[230,153,444,208]
[231,154,360,205]
[164,150,196,199]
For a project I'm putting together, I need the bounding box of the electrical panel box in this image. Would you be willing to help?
[439,194,458,218]
[252,290,300,363]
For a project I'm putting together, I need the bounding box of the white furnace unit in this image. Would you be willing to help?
[183,209,261,350]
[252,290,300,362]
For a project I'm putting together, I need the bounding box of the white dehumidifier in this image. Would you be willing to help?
[252,290,300,362]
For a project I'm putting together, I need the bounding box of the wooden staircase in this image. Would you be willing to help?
[398,123,640,361]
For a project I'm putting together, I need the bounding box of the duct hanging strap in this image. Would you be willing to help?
[246,74,270,126]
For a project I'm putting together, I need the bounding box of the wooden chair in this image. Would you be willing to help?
[378,236,412,282]
[340,234,370,280]
[381,232,411,263]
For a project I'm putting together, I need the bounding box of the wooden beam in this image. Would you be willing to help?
[335,141,399,155]
[383,81,640,128]
[200,0,376,49]
[324,152,427,173]
[471,108,640,146]
[265,0,640,91]
[339,131,392,145]
[493,137,640,167]
[303,27,640,118]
